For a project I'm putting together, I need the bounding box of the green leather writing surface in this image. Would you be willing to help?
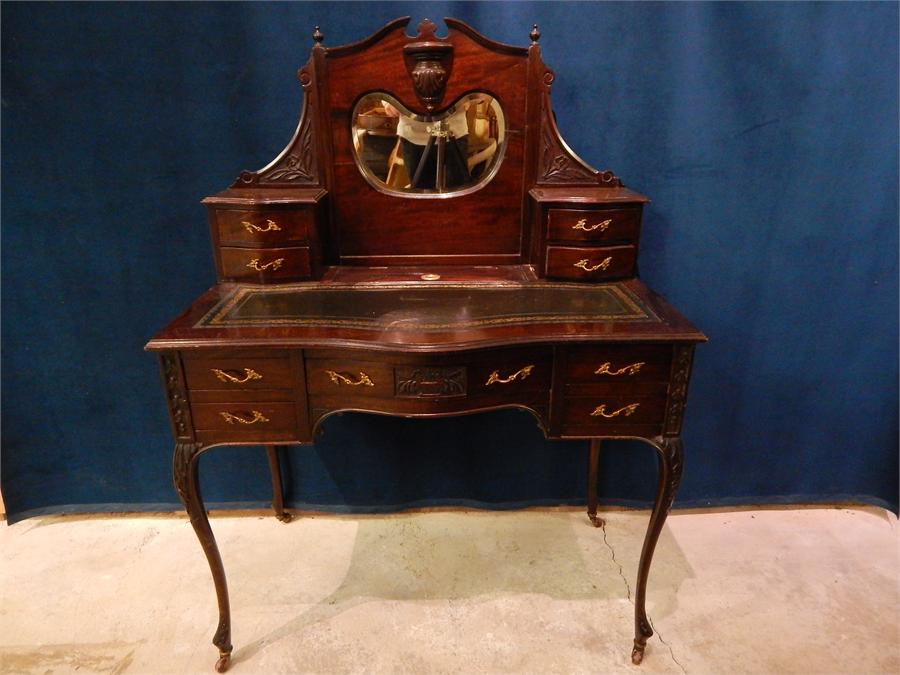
[198,282,654,331]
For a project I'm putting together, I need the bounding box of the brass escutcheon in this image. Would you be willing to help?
[219,410,270,425]
[574,257,612,273]
[211,368,263,384]
[573,218,612,232]
[590,403,640,418]
[326,370,375,386]
[247,258,285,272]
[594,362,644,376]
[241,219,281,234]
[485,364,535,386]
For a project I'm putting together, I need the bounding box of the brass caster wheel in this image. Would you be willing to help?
[588,513,605,528]
[276,511,293,523]
[631,645,645,665]
[215,652,232,672]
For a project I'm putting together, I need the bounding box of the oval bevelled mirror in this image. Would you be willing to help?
[352,91,506,195]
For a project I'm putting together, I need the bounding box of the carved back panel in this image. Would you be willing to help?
[232,17,620,268]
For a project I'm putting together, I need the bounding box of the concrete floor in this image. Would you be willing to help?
[0,506,897,674]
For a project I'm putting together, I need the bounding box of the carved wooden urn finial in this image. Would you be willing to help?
[312,25,324,43]
[403,18,454,112]
[530,24,541,43]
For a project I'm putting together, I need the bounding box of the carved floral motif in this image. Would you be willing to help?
[262,118,315,182]
[395,366,467,398]
[664,346,693,435]
[161,353,191,439]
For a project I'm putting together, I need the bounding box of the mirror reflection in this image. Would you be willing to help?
[352,92,506,194]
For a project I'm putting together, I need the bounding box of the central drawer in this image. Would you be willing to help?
[305,347,552,407]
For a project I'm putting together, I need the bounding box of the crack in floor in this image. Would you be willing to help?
[599,520,632,601]
[600,519,686,673]
[649,616,688,674]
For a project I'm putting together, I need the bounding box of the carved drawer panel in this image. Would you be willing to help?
[545,245,636,281]
[563,344,672,384]
[192,401,296,433]
[219,246,312,282]
[183,356,294,390]
[547,207,640,243]
[215,208,312,247]
[560,394,666,438]
[394,365,467,398]
[306,359,395,397]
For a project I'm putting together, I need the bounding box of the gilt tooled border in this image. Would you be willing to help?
[195,282,657,330]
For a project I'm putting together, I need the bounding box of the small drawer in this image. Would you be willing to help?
[184,357,294,390]
[545,245,636,281]
[564,345,672,383]
[306,360,395,397]
[547,208,639,243]
[216,209,311,247]
[192,402,296,432]
[219,246,312,282]
[561,394,666,436]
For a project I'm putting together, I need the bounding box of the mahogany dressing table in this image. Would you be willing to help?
[146,18,706,672]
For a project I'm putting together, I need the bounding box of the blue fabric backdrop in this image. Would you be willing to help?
[2,2,897,522]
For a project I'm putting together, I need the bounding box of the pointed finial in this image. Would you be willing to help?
[313,25,324,44]
[530,23,540,44]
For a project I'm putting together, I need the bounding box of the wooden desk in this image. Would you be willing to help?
[147,18,705,672]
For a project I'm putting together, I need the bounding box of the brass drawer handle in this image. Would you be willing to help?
[242,219,281,234]
[220,410,270,425]
[594,362,644,376]
[573,218,612,232]
[574,257,612,272]
[590,403,640,418]
[325,370,374,386]
[211,368,262,384]
[485,364,534,386]
[247,258,284,272]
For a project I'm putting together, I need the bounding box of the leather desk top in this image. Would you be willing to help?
[147,275,705,352]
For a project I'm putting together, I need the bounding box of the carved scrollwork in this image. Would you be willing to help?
[234,64,319,187]
[260,113,316,183]
[172,441,203,508]
[538,122,621,185]
[161,353,191,440]
[536,67,622,186]
[664,346,694,435]
[395,366,466,398]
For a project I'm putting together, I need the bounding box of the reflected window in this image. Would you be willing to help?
[352,92,506,195]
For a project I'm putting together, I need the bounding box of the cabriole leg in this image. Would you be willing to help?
[587,439,604,527]
[632,436,684,665]
[173,442,233,672]
[265,444,292,523]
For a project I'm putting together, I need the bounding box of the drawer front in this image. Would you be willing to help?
[545,245,636,281]
[192,402,296,432]
[184,356,294,390]
[216,209,311,247]
[561,394,666,437]
[306,360,395,397]
[219,246,311,282]
[307,347,552,400]
[547,208,640,243]
[564,345,672,383]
